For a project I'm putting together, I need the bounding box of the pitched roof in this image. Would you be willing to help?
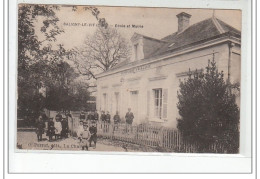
[150,17,240,57]
[98,16,241,77]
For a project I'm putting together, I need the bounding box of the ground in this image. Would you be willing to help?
[17,131,159,152]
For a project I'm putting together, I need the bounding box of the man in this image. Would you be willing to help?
[79,111,86,122]
[113,111,121,131]
[106,111,111,123]
[100,111,106,130]
[125,108,134,125]
[89,121,97,149]
[36,115,45,141]
[125,108,134,133]
[79,122,91,151]
[93,110,99,121]
[100,111,106,122]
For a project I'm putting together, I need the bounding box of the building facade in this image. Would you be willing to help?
[96,12,241,128]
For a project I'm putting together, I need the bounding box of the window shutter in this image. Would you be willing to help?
[162,89,168,119]
[147,90,150,117]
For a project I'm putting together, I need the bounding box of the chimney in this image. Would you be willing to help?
[176,12,191,32]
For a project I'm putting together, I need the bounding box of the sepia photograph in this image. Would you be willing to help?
[17,4,241,153]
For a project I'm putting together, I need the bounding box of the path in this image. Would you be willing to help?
[17,131,145,152]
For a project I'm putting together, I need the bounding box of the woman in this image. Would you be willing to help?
[47,118,55,141]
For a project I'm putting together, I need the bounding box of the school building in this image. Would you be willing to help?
[95,12,241,128]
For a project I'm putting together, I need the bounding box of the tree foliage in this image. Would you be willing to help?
[71,27,131,80]
[177,58,240,153]
[18,5,106,119]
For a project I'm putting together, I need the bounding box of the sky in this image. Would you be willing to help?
[34,5,242,50]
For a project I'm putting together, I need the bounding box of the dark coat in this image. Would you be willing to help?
[113,115,121,124]
[101,114,106,122]
[89,126,97,135]
[61,119,68,130]
[47,121,55,136]
[106,114,111,123]
[125,112,134,124]
[36,120,45,135]
[87,114,94,121]
[94,112,99,121]
[55,114,62,121]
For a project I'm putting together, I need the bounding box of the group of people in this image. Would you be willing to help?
[35,112,70,142]
[35,108,135,151]
[76,120,97,150]
[78,108,134,125]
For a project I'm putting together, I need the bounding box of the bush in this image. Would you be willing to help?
[177,58,239,153]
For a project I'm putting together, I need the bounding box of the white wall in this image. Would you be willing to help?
[96,42,239,128]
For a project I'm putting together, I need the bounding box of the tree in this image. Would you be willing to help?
[68,81,92,111]
[18,5,107,120]
[177,58,240,153]
[72,27,131,80]
[45,61,79,111]
[18,4,64,120]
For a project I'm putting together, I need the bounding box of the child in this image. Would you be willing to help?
[36,116,45,141]
[79,122,91,150]
[89,121,97,149]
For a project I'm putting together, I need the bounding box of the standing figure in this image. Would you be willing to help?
[55,112,62,122]
[106,111,111,123]
[47,118,55,141]
[100,111,106,129]
[54,118,62,140]
[89,121,97,149]
[113,111,121,131]
[100,111,106,122]
[113,111,121,124]
[87,111,94,124]
[79,111,86,122]
[77,121,84,139]
[125,108,134,133]
[93,110,99,122]
[61,117,69,138]
[66,112,73,136]
[105,111,111,132]
[79,122,91,150]
[36,116,45,141]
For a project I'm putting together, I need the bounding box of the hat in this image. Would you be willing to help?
[83,122,88,126]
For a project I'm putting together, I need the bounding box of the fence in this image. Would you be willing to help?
[69,117,229,153]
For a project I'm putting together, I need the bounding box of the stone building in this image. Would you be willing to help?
[96,12,241,128]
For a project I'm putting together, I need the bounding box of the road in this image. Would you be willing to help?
[17,131,147,152]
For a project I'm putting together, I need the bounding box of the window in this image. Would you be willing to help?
[150,88,168,120]
[115,92,120,113]
[103,93,107,111]
[153,89,163,119]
